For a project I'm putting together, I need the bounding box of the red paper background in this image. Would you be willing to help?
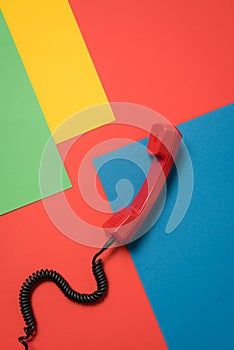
[0,188,166,349]
[1,0,234,348]
[69,0,234,125]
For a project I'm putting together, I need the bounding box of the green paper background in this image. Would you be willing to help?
[0,12,71,215]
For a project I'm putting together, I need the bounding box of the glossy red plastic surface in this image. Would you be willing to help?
[103,124,182,243]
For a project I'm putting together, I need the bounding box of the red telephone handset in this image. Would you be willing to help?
[103,124,182,243]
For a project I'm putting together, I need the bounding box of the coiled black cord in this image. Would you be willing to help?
[18,237,115,349]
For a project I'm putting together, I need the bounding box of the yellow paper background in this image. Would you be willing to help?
[0,0,114,143]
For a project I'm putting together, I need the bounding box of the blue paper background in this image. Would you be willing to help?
[94,104,234,350]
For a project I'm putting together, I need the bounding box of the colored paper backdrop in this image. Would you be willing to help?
[1,0,234,349]
[0,12,71,215]
[1,0,114,144]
